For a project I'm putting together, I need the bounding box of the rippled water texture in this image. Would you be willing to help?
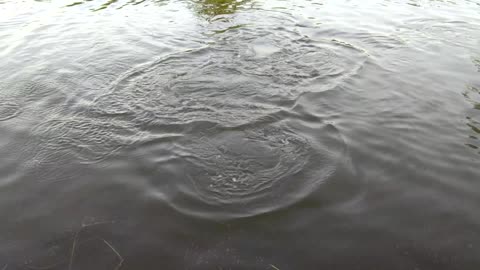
[0,0,480,269]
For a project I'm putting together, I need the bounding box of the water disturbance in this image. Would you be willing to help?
[0,0,479,269]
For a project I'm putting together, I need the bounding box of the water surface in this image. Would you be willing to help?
[0,0,480,269]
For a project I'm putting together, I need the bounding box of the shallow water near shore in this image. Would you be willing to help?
[0,0,480,269]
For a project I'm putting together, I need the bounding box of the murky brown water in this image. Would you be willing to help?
[0,0,480,269]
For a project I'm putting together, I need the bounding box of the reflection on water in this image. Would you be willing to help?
[93,0,120,11]
[65,0,167,10]
[1,0,480,269]
[463,85,480,111]
[473,57,480,72]
[64,0,254,13]
[191,0,253,18]
[463,85,480,153]
[82,25,363,217]
[465,117,480,151]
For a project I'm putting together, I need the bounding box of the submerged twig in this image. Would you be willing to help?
[101,239,124,270]
[68,219,121,270]
[81,220,116,228]
[68,231,79,270]
[25,260,66,270]
[2,264,8,270]
[270,264,280,270]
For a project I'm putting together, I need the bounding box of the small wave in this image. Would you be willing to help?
[89,31,366,128]
[16,81,59,102]
[183,125,311,203]
[0,80,69,125]
[80,26,366,219]
[133,122,346,220]
[26,116,142,164]
[0,100,21,121]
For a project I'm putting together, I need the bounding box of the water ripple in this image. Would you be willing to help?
[69,18,369,218]
[0,100,21,121]
[26,116,143,165]
[88,30,367,127]
[133,122,346,219]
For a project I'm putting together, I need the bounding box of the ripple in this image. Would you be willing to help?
[88,94,136,117]
[90,34,365,127]
[27,117,142,164]
[135,123,346,219]
[89,48,282,127]
[0,80,68,125]
[0,100,21,121]
[82,27,363,219]
[237,38,361,89]
[14,80,60,102]
[183,126,310,202]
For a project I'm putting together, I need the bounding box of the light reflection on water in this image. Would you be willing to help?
[0,0,480,269]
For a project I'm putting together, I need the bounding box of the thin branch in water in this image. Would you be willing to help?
[68,231,79,270]
[25,260,66,270]
[101,239,124,270]
[2,264,8,270]
[67,218,118,270]
[270,264,280,270]
[81,218,117,228]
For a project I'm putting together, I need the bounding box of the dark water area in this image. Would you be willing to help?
[1,0,480,269]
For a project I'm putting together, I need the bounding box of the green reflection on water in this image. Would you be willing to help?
[65,0,166,10]
[64,0,253,14]
[463,85,480,154]
[473,57,480,72]
[191,0,253,18]
[93,0,119,11]
[117,0,149,8]
[463,85,480,111]
[212,23,247,34]
[66,1,85,7]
